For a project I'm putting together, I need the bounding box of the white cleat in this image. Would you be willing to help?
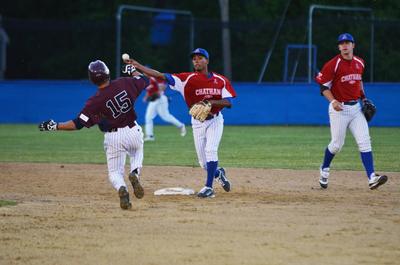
[180,126,187,137]
[369,173,388,190]
[197,186,215,198]
[319,166,330,189]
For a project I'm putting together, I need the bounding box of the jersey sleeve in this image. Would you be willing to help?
[146,77,156,91]
[165,72,193,94]
[354,56,366,99]
[315,59,336,88]
[359,57,366,75]
[221,77,236,98]
[130,75,149,93]
[77,98,101,128]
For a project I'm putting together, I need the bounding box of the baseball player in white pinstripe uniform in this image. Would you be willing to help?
[143,77,186,141]
[39,60,148,209]
[315,33,388,190]
[127,48,237,198]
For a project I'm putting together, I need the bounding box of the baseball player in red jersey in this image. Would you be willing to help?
[315,33,388,190]
[38,60,149,209]
[127,48,237,198]
[143,76,186,141]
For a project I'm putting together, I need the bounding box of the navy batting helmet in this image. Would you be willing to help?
[88,60,110,85]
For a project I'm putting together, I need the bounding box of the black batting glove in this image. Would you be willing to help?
[38,119,58,131]
[121,64,137,76]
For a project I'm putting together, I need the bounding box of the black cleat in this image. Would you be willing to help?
[214,167,231,192]
[118,186,131,210]
[129,170,144,199]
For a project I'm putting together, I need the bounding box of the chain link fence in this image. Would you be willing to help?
[3,13,400,82]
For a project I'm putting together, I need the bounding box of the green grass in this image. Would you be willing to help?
[0,124,399,171]
[0,200,17,207]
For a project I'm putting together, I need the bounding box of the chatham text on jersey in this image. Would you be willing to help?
[195,88,222,96]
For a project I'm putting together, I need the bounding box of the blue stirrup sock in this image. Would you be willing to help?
[322,147,335,169]
[214,168,220,177]
[360,151,374,179]
[206,161,218,188]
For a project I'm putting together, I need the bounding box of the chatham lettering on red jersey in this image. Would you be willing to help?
[341,74,362,83]
[195,88,222,96]
[315,54,365,102]
[168,72,236,115]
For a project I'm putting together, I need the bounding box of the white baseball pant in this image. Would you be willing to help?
[104,124,144,190]
[328,102,371,154]
[145,94,184,137]
[192,113,224,169]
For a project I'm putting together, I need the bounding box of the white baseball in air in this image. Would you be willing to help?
[122,53,130,61]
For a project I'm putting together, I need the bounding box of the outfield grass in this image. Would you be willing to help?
[0,124,399,171]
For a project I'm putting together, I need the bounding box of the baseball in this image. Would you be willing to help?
[122,53,130,61]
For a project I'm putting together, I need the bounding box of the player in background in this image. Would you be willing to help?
[126,48,236,198]
[143,77,186,141]
[315,33,388,190]
[38,60,148,209]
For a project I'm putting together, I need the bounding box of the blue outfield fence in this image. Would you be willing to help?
[0,80,399,127]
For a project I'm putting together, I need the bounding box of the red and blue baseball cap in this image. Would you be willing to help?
[337,33,355,44]
[190,48,209,60]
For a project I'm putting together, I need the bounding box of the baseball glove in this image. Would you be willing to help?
[362,99,376,122]
[189,101,212,122]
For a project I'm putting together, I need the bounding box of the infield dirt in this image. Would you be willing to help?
[1,162,399,265]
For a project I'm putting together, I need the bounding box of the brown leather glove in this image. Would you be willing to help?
[189,101,212,122]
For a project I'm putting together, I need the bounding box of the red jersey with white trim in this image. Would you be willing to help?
[315,54,365,102]
[146,77,165,97]
[146,77,158,96]
[168,72,236,114]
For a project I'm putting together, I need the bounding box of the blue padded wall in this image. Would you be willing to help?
[0,80,398,126]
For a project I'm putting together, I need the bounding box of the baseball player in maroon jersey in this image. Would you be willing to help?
[39,60,148,209]
[315,33,388,190]
[127,48,237,198]
[143,76,186,141]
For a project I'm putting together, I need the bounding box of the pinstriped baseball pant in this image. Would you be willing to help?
[192,113,224,170]
[104,124,144,190]
[328,102,371,154]
[145,94,184,137]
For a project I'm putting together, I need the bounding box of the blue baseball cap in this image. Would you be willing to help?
[337,33,355,43]
[190,48,209,60]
